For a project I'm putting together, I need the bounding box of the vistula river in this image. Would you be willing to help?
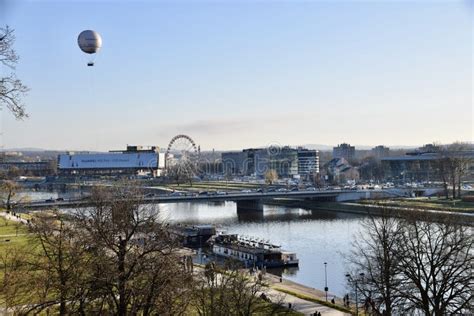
[22,191,366,297]
[157,201,365,297]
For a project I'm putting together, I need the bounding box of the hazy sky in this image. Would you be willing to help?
[1,0,472,151]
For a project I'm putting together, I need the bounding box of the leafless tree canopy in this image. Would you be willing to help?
[166,161,196,186]
[347,213,405,315]
[0,180,20,210]
[0,25,29,119]
[397,215,473,315]
[192,261,289,316]
[72,185,194,315]
[265,169,278,185]
[435,142,473,199]
[0,185,194,315]
[0,183,295,314]
[25,211,90,315]
[347,212,473,316]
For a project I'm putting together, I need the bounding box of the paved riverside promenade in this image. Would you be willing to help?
[264,273,350,316]
[0,210,28,224]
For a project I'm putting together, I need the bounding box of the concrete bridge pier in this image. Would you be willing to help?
[236,199,264,212]
[237,209,264,221]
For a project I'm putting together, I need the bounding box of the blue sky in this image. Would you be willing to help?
[1,0,472,151]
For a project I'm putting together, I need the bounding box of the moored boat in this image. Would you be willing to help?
[211,233,298,268]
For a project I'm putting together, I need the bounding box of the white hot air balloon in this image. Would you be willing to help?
[77,30,102,66]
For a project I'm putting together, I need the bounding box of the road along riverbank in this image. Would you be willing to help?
[263,199,474,225]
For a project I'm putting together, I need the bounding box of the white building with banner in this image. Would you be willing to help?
[58,145,165,177]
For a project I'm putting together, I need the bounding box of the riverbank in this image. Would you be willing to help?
[265,273,351,315]
[264,198,474,224]
[357,197,474,213]
[192,257,351,316]
[0,212,343,316]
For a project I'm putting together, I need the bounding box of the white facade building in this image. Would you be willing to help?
[58,146,164,177]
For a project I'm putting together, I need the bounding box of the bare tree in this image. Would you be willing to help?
[396,215,473,315]
[192,261,288,316]
[22,211,90,315]
[436,142,473,199]
[265,169,278,185]
[0,184,194,314]
[0,180,19,210]
[0,211,90,315]
[448,142,473,198]
[166,161,196,186]
[346,212,405,315]
[435,154,450,199]
[0,244,36,313]
[0,25,28,119]
[74,185,193,315]
[193,262,233,316]
[348,212,473,315]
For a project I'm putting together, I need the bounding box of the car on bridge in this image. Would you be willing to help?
[170,192,184,197]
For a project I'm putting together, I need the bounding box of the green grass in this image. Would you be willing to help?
[0,217,32,257]
[0,234,30,250]
[358,198,474,213]
[0,217,29,236]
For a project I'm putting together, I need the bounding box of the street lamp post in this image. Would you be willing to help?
[199,235,203,264]
[346,272,365,316]
[324,262,328,302]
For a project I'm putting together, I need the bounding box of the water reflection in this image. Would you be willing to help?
[267,266,300,277]
[16,190,85,202]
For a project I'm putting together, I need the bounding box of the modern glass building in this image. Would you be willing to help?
[297,148,320,176]
[222,146,319,179]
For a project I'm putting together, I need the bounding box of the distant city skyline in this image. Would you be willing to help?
[3,142,470,154]
[1,0,472,151]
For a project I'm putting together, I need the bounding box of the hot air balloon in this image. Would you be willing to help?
[77,30,102,66]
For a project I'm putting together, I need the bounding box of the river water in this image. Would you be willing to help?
[157,201,366,297]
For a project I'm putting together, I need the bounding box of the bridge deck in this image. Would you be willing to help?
[16,190,387,210]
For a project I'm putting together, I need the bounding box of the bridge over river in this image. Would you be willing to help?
[18,189,398,212]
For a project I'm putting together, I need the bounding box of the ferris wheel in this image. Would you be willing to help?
[165,135,199,175]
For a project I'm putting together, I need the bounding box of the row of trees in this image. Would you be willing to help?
[194,262,286,315]
[0,185,287,315]
[347,211,473,315]
[2,186,191,315]
[435,143,472,199]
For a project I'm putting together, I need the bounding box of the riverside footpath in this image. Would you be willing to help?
[264,273,351,316]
